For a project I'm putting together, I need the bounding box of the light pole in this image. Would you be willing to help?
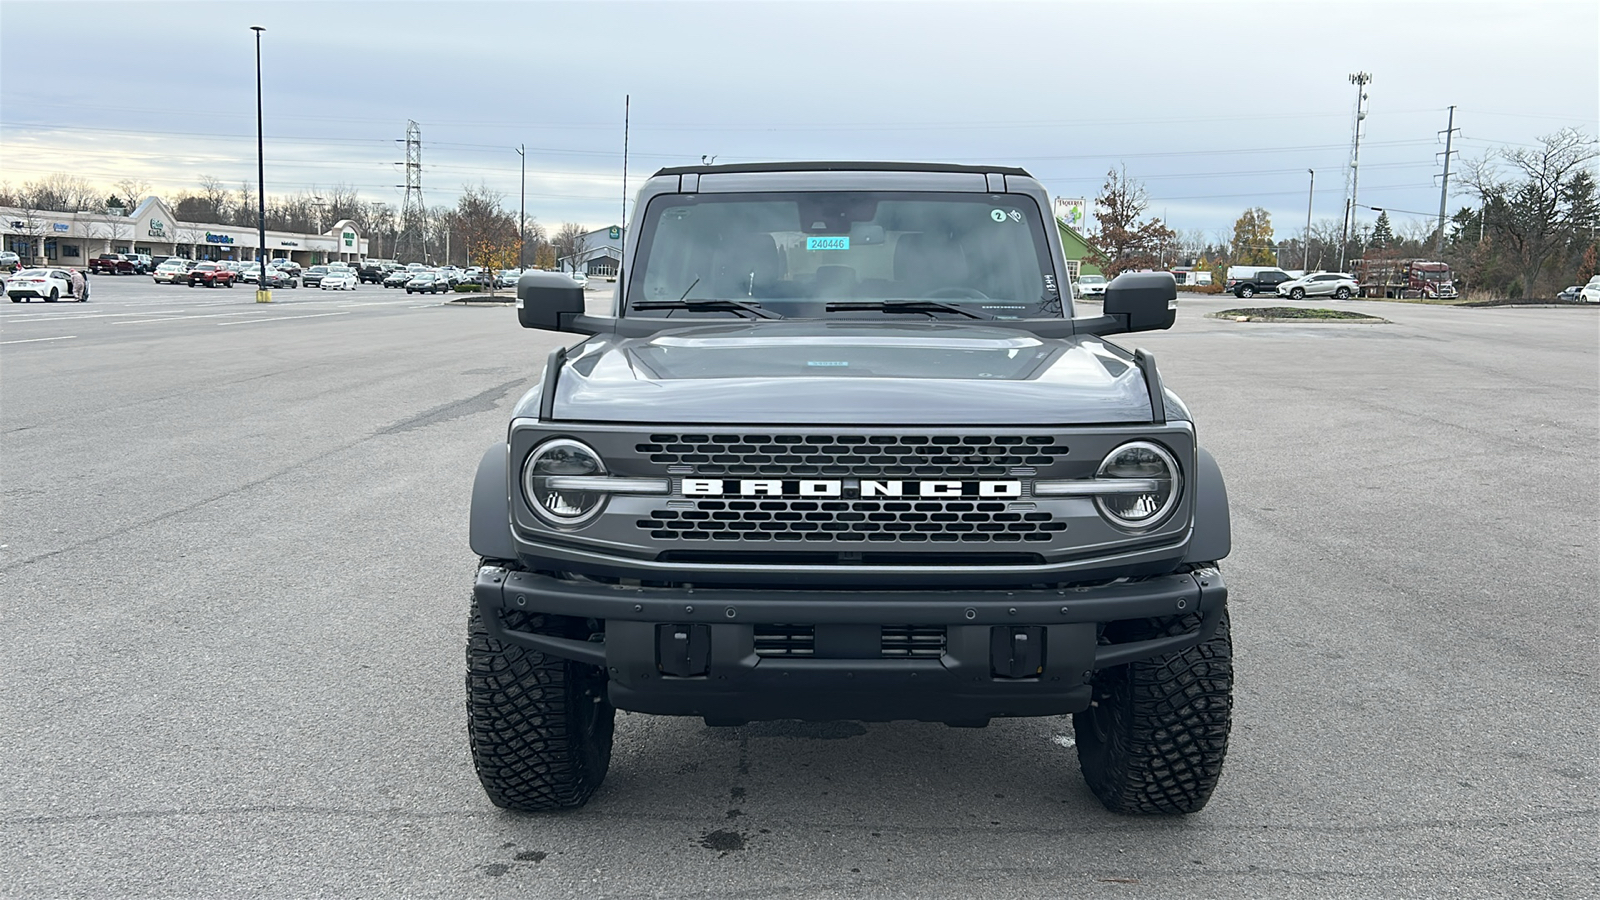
[251,25,268,301]
[1303,169,1314,271]
[515,145,525,271]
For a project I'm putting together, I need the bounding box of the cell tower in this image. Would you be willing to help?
[1338,72,1372,272]
[396,119,427,263]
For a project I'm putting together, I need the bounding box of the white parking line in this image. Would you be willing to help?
[113,311,264,324]
[1,335,77,345]
[3,310,199,322]
[220,312,352,325]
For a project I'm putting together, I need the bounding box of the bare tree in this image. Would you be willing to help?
[1460,127,1599,294]
[21,173,98,211]
[115,177,152,210]
[83,208,135,254]
[551,222,589,273]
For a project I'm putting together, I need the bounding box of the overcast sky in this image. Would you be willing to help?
[2,0,1595,240]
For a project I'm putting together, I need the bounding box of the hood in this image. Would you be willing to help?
[543,321,1158,426]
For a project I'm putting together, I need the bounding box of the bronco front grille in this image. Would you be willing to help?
[638,499,1068,543]
[635,433,1070,478]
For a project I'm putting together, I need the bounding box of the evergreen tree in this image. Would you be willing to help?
[1371,211,1394,249]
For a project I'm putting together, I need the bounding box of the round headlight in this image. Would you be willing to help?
[1094,441,1180,530]
[523,438,606,526]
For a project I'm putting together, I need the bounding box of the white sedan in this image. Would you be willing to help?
[7,267,79,302]
[1277,272,1357,300]
[320,268,358,291]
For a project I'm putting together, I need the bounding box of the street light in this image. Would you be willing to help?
[515,145,525,271]
[251,25,268,302]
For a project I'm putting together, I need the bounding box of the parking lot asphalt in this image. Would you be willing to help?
[2,281,1596,899]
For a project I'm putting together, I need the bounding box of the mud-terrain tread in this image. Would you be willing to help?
[1074,609,1232,815]
[466,596,614,811]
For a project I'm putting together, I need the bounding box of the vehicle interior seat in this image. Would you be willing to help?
[709,232,781,299]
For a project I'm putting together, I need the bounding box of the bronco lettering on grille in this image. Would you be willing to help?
[681,479,1023,498]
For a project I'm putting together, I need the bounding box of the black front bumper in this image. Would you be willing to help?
[473,566,1226,725]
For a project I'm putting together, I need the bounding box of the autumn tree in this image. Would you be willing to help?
[1088,166,1175,277]
[1230,207,1276,266]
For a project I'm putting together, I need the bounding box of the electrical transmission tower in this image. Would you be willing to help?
[396,120,427,263]
[1339,72,1372,273]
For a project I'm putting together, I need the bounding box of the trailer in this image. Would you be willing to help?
[1352,258,1457,299]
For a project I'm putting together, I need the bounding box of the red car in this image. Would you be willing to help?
[89,253,138,275]
[187,262,237,288]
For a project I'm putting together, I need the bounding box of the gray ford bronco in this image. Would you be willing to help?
[467,162,1232,815]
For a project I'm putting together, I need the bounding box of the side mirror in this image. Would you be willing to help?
[1102,271,1177,333]
[516,271,586,331]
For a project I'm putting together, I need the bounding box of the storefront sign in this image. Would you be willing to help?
[279,240,299,247]
[608,226,621,240]
[1054,197,1087,232]
[53,223,69,232]
[148,219,167,238]
[341,230,355,248]
[205,232,235,244]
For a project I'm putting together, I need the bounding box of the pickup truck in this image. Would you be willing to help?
[89,253,138,275]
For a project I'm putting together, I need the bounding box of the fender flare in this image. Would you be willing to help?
[1184,446,1231,563]
[468,443,517,561]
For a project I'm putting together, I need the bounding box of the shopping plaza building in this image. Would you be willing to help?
[1,196,368,266]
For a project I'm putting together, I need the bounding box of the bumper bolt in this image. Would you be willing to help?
[1008,607,1017,616]
[1060,606,1070,615]
[634,604,642,612]
[685,605,694,614]
[724,607,736,619]
[964,608,976,620]
[516,595,526,607]
[1176,598,1188,610]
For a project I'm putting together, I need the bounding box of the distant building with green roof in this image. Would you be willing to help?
[1056,218,1104,281]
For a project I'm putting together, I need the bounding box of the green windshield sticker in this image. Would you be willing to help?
[806,236,849,251]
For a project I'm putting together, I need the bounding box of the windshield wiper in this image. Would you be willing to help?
[825,300,996,320]
[631,299,784,320]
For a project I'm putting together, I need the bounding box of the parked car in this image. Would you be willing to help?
[239,263,262,284]
[0,250,21,272]
[1557,285,1584,302]
[1225,266,1293,298]
[127,253,154,274]
[1076,274,1106,298]
[382,269,414,288]
[6,267,79,302]
[1582,276,1600,304]
[495,268,522,288]
[1277,272,1358,301]
[259,268,298,289]
[153,258,193,284]
[89,253,138,275]
[301,265,330,288]
[404,272,450,294]
[187,262,236,288]
[320,266,358,291]
[357,260,393,284]
[569,271,589,288]
[436,266,465,286]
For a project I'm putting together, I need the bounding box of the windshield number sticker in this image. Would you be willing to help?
[806,236,849,251]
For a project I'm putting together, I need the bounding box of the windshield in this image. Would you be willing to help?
[628,191,1061,319]
[1079,275,1105,285]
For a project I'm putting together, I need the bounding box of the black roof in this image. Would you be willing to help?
[651,161,1032,177]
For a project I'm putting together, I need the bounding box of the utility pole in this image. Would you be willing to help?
[1339,72,1372,273]
[1304,169,1314,271]
[1435,105,1458,256]
[515,144,525,270]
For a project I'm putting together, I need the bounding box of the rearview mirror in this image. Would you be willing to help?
[1103,271,1177,333]
[517,271,586,331]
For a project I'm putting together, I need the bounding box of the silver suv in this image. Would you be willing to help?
[1277,272,1357,301]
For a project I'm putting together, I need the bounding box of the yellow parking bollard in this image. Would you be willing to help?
[256,289,272,303]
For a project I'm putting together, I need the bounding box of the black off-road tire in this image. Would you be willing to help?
[466,594,614,811]
[1074,608,1233,815]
